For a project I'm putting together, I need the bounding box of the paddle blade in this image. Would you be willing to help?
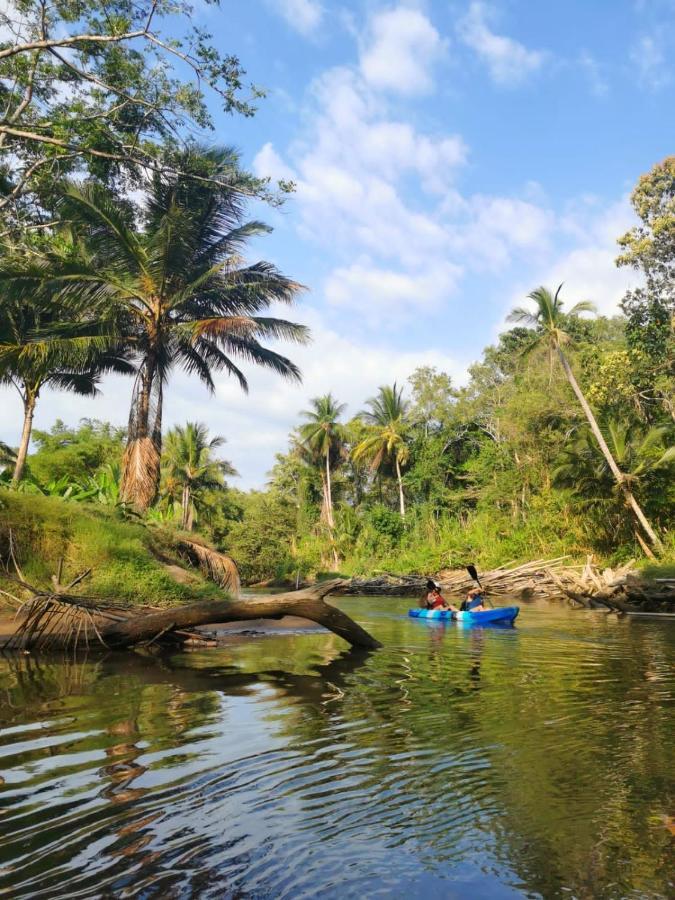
[466,564,479,583]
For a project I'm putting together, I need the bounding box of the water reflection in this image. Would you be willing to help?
[0,599,673,899]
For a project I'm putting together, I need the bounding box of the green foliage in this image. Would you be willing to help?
[0,490,224,606]
[162,422,235,531]
[0,0,271,237]
[0,151,307,506]
[28,419,126,484]
[224,490,297,584]
[616,156,675,421]
[228,298,673,582]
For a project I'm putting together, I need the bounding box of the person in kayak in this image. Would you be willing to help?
[421,580,458,612]
[461,587,486,612]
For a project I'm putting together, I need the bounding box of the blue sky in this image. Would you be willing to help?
[2,0,674,487]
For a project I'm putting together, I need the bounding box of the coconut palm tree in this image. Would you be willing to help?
[554,420,675,494]
[353,383,410,518]
[298,394,348,529]
[0,295,133,484]
[508,284,664,552]
[3,147,308,509]
[163,422,236,531]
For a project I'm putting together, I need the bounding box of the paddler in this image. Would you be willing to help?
[420,579,458,612]
[461,587,486,612]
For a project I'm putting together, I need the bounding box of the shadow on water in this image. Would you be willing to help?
[0,597,674,899]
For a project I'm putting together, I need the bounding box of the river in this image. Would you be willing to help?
[1,596,673,898]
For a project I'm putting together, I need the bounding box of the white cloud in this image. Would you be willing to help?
[252,142,296,183]
[359,6,446,95]
[452,195,555,268]
[253,65,469,276]
[630,35,671,90]
[458,2,545,86]
[578,52,609,98]
[324,260,462,324]
[497,200,641,331]
[267,0,323,36]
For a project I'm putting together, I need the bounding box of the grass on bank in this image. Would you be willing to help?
[0,491,228,608]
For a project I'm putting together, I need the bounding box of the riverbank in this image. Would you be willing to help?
[0,491,234,609]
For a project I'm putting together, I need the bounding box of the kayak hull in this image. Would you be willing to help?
[408,606,519,625]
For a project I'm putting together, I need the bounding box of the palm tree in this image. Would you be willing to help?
[508,284,664,552]
[353,383,410,517]
[163,422,236,531]
[4,147,308,509]
[298,394,348,529]
[0,296,132,484]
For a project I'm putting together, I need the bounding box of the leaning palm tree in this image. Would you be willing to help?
[162,422,236,531]
[353,383,410,518]
[5,147,308,509]
[298,394,348,529]
[0,295,133,484]
[508,284,664,552]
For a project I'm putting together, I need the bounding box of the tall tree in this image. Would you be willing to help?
[508,285,664,553]
[616,156,675,421]
[298,394,348,529]
[0,295,132,484]
[3,148,308,509]
[163,422,235,531]
[0,0,278,238]
[353,383,410,518]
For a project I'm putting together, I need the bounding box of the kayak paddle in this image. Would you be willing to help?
[466,564,482,589]
[466,564,492,607]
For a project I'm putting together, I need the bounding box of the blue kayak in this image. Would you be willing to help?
[408,606,519,625]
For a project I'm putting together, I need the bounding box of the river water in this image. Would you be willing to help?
[0,597,673,899]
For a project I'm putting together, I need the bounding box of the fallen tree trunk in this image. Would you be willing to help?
[1,578,381,652]
[101,579,380,650]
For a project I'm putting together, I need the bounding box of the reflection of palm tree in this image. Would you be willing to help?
[100,717,147,803]
[353,383,410,517]
[508,285,663,552]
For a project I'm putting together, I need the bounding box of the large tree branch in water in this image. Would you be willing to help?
[100,580,381,650]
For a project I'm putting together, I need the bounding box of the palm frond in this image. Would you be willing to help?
[177,537,241,596]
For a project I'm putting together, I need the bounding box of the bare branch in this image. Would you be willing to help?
[0,29,149,61]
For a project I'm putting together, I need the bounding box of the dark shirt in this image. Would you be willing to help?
[465,595,484,611]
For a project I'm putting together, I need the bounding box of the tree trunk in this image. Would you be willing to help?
[325,450,334,528]
[395,457,406,518]
[12,389,36,485]
[181,484,191,531]
[557,346,664,552]
[120,357,162,510]
[100,580,380,650]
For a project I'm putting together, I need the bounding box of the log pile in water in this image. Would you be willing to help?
[339,556,675,613]
[339,557,572,599]
[546,556,675,614]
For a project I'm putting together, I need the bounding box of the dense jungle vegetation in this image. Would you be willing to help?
[0,0,672,587]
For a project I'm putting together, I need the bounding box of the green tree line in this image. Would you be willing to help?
[0,4,672,583]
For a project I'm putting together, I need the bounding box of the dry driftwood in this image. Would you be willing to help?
[546,556,675,613]
[340,557,572,599]
[339,556,675,613]
[1,578,381,652]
